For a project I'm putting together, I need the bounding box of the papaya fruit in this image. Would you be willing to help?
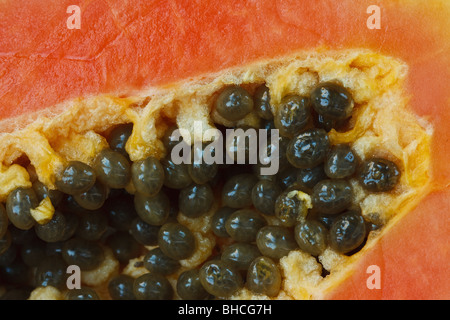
[0,0,449,300]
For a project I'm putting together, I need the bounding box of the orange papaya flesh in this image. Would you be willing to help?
[0,0,449,299]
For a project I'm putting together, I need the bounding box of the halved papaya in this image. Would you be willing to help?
[0,0,448,300]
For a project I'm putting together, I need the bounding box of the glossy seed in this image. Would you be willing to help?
[211,207,235,238]
[107,123,133,156]
[133,273,173,300]
[246,256,281,297]
[312,180,353,215]
[215,85,254,121]
[134,191,170,226]
[364,212,385,231]
[161,157,193,189]
[143,247,180,276]
[311,82,354,120]
[256,226,298,260]
[224,126,253,164]
[225,209,267,243]
[324,144,358,179]
[359,157,400,192]
[312,211,337,229]
[254,84,273,120]
[129,217,160,246]
[179,183,214,218]
[162,125,182,152]
[294,220,328,256]
[59,211,79,242]
[251,180,282,216]
[295,165,328,193]
[55,161,96,195]
[73,180,108,211]
[286,129,330,169]
[59,194,88,215]
[108,274,136,300]
[221,243,261,271]
[34,256,67,290]
[93,149,131,189]
[329,211,367,254]
[131,157,164,197]
[275,190,310,227]
[34,210,67,243]
[222,173,258,209]
[6,187,39,230]
[158,223,196,260]
[312,109,334,132]
[32,180,63,207]
[199,260,243,298]
[62,238,104,271]
[276,166,298,190]
[188,143,219,184]
[76,210,108,241]
[177,269,209,300]
[66,287,100,300]
[274,95,310,138]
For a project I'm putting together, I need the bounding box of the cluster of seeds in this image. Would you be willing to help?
[0,81,401,300]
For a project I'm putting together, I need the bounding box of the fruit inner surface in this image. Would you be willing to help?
[0,49,431,300]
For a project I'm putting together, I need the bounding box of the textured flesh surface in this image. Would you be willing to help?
[0,0,449,186]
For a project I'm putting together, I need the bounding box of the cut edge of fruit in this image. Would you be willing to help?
[0,48,433,300]
[310,181,432,299]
